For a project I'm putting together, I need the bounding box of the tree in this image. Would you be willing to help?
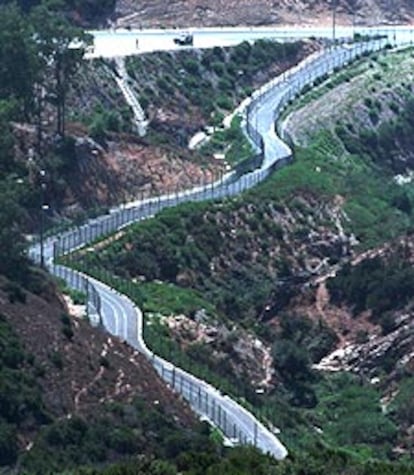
[0,179,29,282]
[30,0,90,138]
[0,3,39,116]
[0,100,19,179]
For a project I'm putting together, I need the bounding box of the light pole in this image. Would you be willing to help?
[178,68,186,147]
[39,169,49,268]
[332,0,337,46]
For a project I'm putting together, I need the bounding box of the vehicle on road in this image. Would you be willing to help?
[174,32,193,46]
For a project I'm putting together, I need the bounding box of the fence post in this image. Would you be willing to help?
[85,278,89,321]
[254,422,258,447]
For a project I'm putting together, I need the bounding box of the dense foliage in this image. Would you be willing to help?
[1,5,414,471]
[126,40,304,147]
[338,95,414,175]
[22,404,219,473]
[75,128,414,324]
[328,245,414,332]
[0,0,89,280]
[127,40,302,119]
[54,443,414,475]
[0,313,49,466]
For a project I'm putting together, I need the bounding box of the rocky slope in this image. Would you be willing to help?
[114,0,414,28]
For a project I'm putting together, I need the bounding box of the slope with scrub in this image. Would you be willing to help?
[70,44,414,461]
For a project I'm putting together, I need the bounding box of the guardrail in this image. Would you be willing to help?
[35,32,412,457]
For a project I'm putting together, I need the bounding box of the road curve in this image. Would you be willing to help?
[30,30,412,461]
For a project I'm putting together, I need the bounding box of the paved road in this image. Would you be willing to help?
[29,29,413,460]
[85,25,414,58]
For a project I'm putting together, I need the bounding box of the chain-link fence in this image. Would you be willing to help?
[42,34,414,455]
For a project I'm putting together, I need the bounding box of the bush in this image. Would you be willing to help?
[89,114,106,143]
[215,94,233,110]
[0,423,17,466]
[49,351,63,370]
[3,281,26,304]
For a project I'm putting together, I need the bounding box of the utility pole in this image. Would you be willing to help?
[332,0,337,45]
[39,169,48,267]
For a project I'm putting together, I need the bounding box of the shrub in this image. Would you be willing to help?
[0,423,17,466]
[88,114,106,143]
[3,281,26,304]
[215,94,232,110]
[62,325,74,341]
[49,351,63,370]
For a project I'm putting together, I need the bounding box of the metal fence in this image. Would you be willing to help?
[43,34,413,453]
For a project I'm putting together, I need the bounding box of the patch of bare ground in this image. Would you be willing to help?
[14,122,221,218]
[165,313,275,389]
[285,237,414,383]
[106,139,219,200]
[114,0,413,28]
[0,273,195,447]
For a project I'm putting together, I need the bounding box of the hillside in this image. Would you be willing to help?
[114,0,414,28]
[0,271,214,472]
[69,46,414,461]
[29,39,316,221]
[2,2,414,473]
[4,1,413,31]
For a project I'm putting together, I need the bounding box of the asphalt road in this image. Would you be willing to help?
[85,25,414,58]
[29,27,414,460]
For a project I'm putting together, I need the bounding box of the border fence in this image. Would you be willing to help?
[32,32,412,457]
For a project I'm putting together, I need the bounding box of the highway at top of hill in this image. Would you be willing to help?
[85,25,413,57]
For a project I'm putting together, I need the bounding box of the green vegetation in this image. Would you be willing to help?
[1,3,414,470]
[327,245,414,333]
[72,128,414,323]
[65,49,414,468]
[138,281,217,317]
[67,121,414,461]
[88,103,134,143]
[200,115,254,167]
[126,40,303,134]
[70,447,414,475]
[0,0,90,281]
[57,277,87,305]
[340,95,414,174]
[313,373,398,459]
[21,401,218,473]
[0,313,49,466]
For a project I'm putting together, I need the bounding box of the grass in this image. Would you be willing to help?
[282,46,414,145]
[138,281,218,318]
[280,53,374,122]
[199,115,254,167]
[312,373,398,459]
[246,129,413,250]
[56,278,87,305]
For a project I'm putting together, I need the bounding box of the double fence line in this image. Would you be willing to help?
[32,33,409,459]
